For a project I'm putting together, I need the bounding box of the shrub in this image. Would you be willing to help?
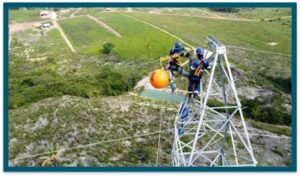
[102,42,115,54]
[241,94,291,126]
[9,66,144,109]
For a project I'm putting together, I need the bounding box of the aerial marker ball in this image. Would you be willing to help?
[149,69,170,89]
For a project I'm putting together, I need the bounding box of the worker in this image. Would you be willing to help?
[188,47,210,100]
[166,41,191,94]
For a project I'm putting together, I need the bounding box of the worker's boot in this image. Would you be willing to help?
[188,93,193,103]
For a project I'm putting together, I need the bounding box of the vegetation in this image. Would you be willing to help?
[241,94,291,125]
[258,73,291,94]
[233,8,291,20]
[9,8,42,23]
[129,12,291,54]
[40,143,60,166]
[102,42,115,54]
[9,66,144,109]
[210,8,240,13]
[249,120,291,136]
[93,12,176,60]
[58,16,116,55]
[9,95,176,166]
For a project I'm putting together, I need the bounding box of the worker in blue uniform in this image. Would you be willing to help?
[188,47,210,99]
[167,41,191,94]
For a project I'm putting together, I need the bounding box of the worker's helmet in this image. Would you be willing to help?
[149,69,170,89]
[196,47,204,55]
[175,41,183,49]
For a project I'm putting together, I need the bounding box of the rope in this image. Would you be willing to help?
[155,109,164,166]
[10,129,174,162]
[227,45,291,57]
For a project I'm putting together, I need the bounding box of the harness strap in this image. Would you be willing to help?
[193,61,204,77]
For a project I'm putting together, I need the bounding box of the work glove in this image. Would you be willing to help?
[185,52,191,58]
[184,47,192,52]
[207,64,212,70]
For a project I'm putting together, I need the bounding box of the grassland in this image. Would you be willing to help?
[127,8,291,21]
[248,119,291,136]
[58,16,117,55]
[9,8,43,23]
[128,12,291,54]
[9,28,72,79]
[93,12,177,60]
[208,8,291,20]
[58,13,177,60]
[9,95,177,166]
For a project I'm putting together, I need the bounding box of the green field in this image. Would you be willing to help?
[9,9,43,23]
[122,8,291,21]
[58,13,177,60]
[208,8,291,20]
[93,12,176,59]
[58,16,117,55]
[129,12,291,54]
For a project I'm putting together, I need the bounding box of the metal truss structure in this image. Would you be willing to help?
[172,35,257,167]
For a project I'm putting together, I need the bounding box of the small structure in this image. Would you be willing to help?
[104,8,112,11]
[40,10,49,18]
[41,23,52,30]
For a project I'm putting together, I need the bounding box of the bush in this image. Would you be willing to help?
[9,66,144,109]
[241,94,291,126]
[101,42,115,54]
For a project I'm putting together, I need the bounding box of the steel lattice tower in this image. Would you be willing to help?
[172,36,257,167]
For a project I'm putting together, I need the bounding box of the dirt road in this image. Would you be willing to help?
[71,8,82,17]
[86,15,122,38]
[52,20,76,53]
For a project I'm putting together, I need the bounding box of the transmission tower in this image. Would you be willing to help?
[172,35,257,167]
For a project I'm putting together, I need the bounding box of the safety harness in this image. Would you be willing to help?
[193,61,204,77]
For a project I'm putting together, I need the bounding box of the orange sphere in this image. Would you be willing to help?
[149,69,170,89]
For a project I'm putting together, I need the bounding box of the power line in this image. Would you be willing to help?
[227,45,291,57]
[10,129,174,162]
[156,109,164,166]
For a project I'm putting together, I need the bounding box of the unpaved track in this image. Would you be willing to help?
[195,9,225,19]
[52,10,76,53]
[120,13,195,49]
[9,15,84,33]
[9,20,50,33]
[121,10,259,22]
[86,15,122,38]
[121,9,290,22]
[53,20,76,53]
[121,13,290,57]
[70,8,82,17]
